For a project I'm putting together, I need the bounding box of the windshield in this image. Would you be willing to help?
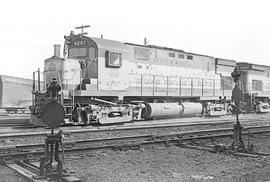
[68,47,87,58]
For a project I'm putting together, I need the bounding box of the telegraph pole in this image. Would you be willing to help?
[75,24,90,36]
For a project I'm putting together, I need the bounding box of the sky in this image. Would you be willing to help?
[0,0,270,79]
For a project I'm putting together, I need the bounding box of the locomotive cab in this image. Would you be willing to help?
[62,32,130,95]
[64,33,98,90]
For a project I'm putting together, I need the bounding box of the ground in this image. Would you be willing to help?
[62,142,270,182]
[0,165,26,182]
[3,144,270,182]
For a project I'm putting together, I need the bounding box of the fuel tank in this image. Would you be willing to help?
[181,102,203,117]
[142,103,184,119]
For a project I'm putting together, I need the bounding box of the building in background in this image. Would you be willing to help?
[0,75,33,107]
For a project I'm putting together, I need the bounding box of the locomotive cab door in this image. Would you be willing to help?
[86,47,98,79]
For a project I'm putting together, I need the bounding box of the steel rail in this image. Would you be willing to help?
[0,120,234,138]
[0,124,31,128]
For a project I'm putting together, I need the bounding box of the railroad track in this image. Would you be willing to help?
[1,116,270,140]
[1,125,270,164]
[0,120,233,137]
[0,113,269,134]
[0,123,31,128]
[0,112,263,127]
[0,117,30,128]
[3,124,270,182]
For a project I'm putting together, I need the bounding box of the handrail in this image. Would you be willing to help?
[128,73,223,97]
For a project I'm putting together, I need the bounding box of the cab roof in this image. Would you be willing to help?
[89,37,129,53]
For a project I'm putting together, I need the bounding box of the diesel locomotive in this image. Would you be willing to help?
[30,30,270,126]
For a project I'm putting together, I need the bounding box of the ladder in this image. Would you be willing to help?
[60,91,73,123]
[63,98,73,122]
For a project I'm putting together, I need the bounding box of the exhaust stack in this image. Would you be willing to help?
[54,44,61,58]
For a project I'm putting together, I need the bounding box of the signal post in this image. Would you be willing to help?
[230,67,245,151]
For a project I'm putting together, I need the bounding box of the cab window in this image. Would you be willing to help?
[105,51,122,68]
[68,47,87,58]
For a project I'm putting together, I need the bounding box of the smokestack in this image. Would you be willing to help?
[54,44,61,58]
